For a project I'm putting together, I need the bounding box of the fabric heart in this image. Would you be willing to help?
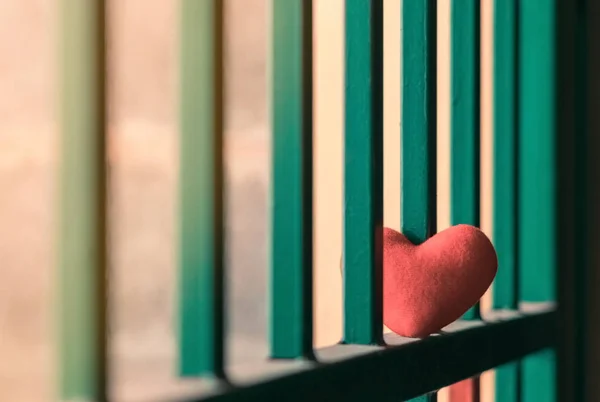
[384,224,497,338]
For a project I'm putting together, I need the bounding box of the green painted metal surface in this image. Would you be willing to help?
[271,0,314,359]
[519,0,557,400]
[179,0,225,377]
[58,0,107,400]
[344,0,384,345]
[493,0,519,311]
[450,0,482,320]
[493,0,521,400]
[495,362,520,402]
[519,0,556,303]
[401,4,438,398]
[522,349,556,402]
[401,0,437,244]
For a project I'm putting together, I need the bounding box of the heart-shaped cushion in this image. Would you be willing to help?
[384,224,497,338]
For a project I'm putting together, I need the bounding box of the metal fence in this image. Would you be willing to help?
[57,0,587,401]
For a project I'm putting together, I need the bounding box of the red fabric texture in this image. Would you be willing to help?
[383,224,498,338]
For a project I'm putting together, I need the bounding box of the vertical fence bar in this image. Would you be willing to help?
[402,2,437,400]
[519,0,556,308]
[58,0,107,399]
[519,0,558,400]
[493,0,520,400]
[401,0,437,244]
[449,0,481,400]
[450,0,482,321]
[271,0,314,359]
[344,0,384,345]
[493,0,519,312]
[179,0,225,377]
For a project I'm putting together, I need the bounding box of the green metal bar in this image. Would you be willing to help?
[522,349,556,402]
[519,0,558,400]
[179,0,225,377]
[519,0,556,303]
[58,0,107,400]
[493,0,521,400]
[401,0,437,244]
[402,5,436,401]
[271,0,314,359]
[450,0,482,321]
[493,0,519,311]
[495,362,520,402]
[344,0,384,345]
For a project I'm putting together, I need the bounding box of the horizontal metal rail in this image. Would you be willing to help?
[175,304,556,402]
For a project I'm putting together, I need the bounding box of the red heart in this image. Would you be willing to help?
[383,224,498,338]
